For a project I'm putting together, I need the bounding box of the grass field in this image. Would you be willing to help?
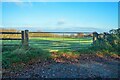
[2,37,93,69]
[29,37,92,51]
[2,37,93,51]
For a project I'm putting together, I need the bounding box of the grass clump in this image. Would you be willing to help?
[2,46,51,69]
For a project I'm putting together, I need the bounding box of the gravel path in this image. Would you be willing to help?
[3,54,120,78]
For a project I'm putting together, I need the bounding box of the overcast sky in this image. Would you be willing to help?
[2,2,118,32]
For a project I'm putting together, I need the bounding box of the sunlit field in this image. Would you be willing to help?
[2,37,92,69]
[2,37,93,51]
[29,37,93,51]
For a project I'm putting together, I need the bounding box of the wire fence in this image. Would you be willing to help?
[1,30,93,51]
[29,32,93,51]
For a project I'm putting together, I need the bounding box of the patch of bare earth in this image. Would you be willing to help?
[2,52,120,78]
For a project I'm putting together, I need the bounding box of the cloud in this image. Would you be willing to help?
[2,0,22,2]
[57,19,66,25]
[52,26,104,32]
[48,21,105,32]
[15,1,33,7]
[28,1,33,6]
[2,0,33,7]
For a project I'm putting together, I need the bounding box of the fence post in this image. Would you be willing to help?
[93,32,98,42]
[25,30,29,47]
[21,31,25,46]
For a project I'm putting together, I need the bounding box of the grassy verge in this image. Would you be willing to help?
[2,46,51,70]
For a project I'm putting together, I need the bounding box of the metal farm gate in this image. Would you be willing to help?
[1,30,97,51]
[28,32,93,51]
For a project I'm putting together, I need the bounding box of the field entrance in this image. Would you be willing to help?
[29,32,93,51]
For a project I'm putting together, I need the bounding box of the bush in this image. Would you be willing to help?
[92,39,113,51]
[91,28,120,53]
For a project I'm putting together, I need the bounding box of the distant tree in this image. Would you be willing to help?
[77,33,84,37]
[70,34,75,38]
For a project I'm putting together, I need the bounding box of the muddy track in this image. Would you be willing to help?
[2,54,120,79]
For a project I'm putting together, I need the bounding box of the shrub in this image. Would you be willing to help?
[91,28,120,53]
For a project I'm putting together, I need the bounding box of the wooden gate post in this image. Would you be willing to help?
[93,32,98,42]
[21,31,25,46]
[25,30,29,47]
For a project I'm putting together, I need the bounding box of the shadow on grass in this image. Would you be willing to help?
[29,37,92,51]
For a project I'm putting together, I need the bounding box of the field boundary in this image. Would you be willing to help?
[0,30,29,47]
[1,30,107,48]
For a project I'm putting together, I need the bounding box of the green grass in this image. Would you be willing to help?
[2,40,22,45]
[2,46,51,70]
[2,37,92,51]
[30,37,92,41]
[2,37,93,70]
[29,37,93,51]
